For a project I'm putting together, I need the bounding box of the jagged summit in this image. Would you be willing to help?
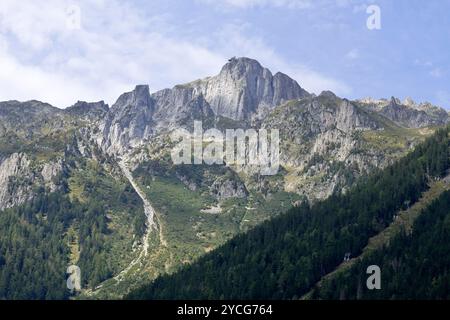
[219,57,266,77]
[319,91,337,99]
[184,56,310,120]
[356,95,449,128]
[101,85,155,154]
[111,85,152,112]
[2,57,450,300]
[66,100,109,120]
[403,97,415,106]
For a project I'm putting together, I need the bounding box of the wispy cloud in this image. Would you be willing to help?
[0,0,349,107]
[0,0,225,106]
[198,23,351,95]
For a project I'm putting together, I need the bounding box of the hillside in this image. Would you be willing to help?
[0,57,448,299]
[309,188,450,299]
[126,126,450,299]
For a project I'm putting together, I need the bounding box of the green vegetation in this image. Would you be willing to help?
[126,126,450,300]
[311,189,450,299]
[0,189,71,299]
[0,154,146,299]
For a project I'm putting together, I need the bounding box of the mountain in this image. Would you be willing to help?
[100,85,155,154]
[100,57,309,154]
[357,96,449,128]
[126,127,450,299]
[185,57,309,121]
[66,101,109,121]
[0,57,449,299]
[309,185,450,300]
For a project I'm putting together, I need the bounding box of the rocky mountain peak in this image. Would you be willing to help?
[101,85,155,154]
[389,96,402,106]
[219,57,266,78]
[381,96,449,128]
[319,91,337,99]
[112,85,152,113]
[190,57,309,120]
[66,100,109,120]
[403,97,416,107]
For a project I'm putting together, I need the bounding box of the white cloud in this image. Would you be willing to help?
[0,0,350,107]
[212,24,351,95]
[0,0,225,107]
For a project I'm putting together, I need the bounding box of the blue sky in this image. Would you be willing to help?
[0,0,449,109]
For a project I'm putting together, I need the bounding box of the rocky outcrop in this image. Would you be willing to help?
[100,58,309,154]
[262,92,384,200]
[149,57,308,124]
[380,97,437,128]
[152,87,214,129]
[359,97,449,128]
[66,101,109,121]
[40,160,63,192]
[101,85,155,154]
[210,177,248,200]
[189,57,309,121]
[0,153,64,210]
[0,153,32,210]
[0,100,65,137]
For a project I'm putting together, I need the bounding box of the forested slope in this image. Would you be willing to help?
[0,158,145,299]
[127,126,450,300]
[310,189,450,299]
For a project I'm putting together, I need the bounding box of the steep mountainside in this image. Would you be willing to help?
[126,127,450,300]
[0,57,448,299]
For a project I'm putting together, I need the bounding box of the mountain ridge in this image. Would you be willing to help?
[0,57,449,299]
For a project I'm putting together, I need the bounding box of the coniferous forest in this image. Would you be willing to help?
[127,127,450,300]
[0,160,145,299]
[311,189,450,299]
[1,124,449,300]
[2,2,450,304]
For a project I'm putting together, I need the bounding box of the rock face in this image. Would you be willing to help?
[190,57,309,121]
[99,57,450,157]
[210,177,248,201]
[262,92,384,199]
[0,153,64,210]
[0,153,32,210]
[101,85,155,154]
[150,57,308,123]
[100,57,309,154]
[359,97,449,128]
[152,87,214,129]
[0,100,65,137]
[40,160,63,192]
[66,101,109,121]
